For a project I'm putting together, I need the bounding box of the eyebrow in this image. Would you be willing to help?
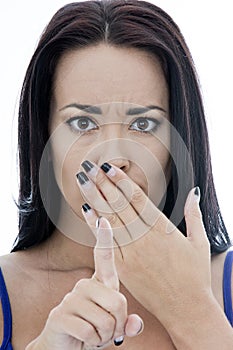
[59,103,166,115]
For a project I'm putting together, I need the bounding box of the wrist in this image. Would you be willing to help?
[166,292,233,350]
[25,332,53,350]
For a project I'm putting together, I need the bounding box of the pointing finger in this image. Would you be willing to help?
[81,206,119,291]
[94,217,119,291]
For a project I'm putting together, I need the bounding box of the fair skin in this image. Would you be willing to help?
[0,44,232,349]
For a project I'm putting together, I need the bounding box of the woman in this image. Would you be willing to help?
[0,0,232,349]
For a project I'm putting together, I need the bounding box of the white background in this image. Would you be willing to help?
[0,0,232,255]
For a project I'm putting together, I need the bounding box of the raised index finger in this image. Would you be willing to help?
[94,217,119,291]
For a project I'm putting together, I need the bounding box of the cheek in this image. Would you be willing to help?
[50,138,90,213]
[145,140,170,205]
[48,121,93,189]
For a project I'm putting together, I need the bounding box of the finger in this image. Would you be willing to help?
[74,278,128,340]
[50,305,101,346]
[125,314,144,337]
[77,171,113,215]
[82,203,127,255]
[102,163,180,235]
[184,187,210,246]
[81,161,159,239]
[93,163,178,234]
[80,162,176,241]
[71,299,116,345]
[63,316,101,346]
[94,217,119,291]
[78,172,132,242]
[84,162,171,232]
[87,163,149,240]
[82,161,157,228]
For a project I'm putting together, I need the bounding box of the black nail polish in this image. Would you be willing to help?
[76,172,89,185]
[82,203,91,212]
[114,336,124,346]
[194,186,200,197]
[81,160,94,173]
[137,320,144,334]
[101,162,112,173]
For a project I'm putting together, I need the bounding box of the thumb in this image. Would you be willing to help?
[125,314,144,337]
[184,187,208,243]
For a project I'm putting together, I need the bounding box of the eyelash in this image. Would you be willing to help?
[129,117,161,133]
[66,116,98,133]
[65,115,162,134]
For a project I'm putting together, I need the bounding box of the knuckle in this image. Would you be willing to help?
[57,291,73,311]
[48,304,66,330]
[55,292,77,318]
[113,293,127,311]
[74,278,90,291]
[102,315,115,333]
[153,211,166,232]
[99,249,114,261]
[131,188,143,203]
[112,196,128,211]
[97,172,108,187]
[82,323,96,340]
[48,304,61,322]
[106,213,118,225]
[104,276,119,291]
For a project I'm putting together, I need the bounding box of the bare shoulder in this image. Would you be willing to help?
[0,252,15,266]
[0,251,30,285]
[0,252,20,268]
[0,250,58,348]
[0,252,21,345]
[0,248,94,348]
[0,252,22,286]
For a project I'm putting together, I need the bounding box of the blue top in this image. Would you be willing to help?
[223,249,233,326]
[0,250,233,349]
[0,268,13,350]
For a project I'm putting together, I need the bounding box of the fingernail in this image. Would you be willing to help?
[194,186,200,203]
[101,162,112,173]
[81,160,94,173]
[76,171,89,185]
[82,203,91,212]
[114,336,124,346]
[100,162,116,176]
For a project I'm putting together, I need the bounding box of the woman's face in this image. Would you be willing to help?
[49,43,170,219]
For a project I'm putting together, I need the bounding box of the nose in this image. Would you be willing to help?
[98,149,130,173]
[97,124,130,173]
[105,158,130,172]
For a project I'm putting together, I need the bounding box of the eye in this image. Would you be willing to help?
[66,116,98,133]
[129,117,161,133]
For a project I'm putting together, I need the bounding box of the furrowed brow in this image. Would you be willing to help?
[59,103,166,115]
[59,103,102,114]
[125,105,166,115]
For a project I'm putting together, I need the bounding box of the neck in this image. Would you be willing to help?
[46,228,95,271]
[41,197,96,271]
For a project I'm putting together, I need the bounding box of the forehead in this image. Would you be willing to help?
[52,43,168,108]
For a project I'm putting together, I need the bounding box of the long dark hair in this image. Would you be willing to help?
[12,0,231,254]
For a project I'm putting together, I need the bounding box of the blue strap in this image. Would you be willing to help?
[223,250,233,326]
[0,268,13,349]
